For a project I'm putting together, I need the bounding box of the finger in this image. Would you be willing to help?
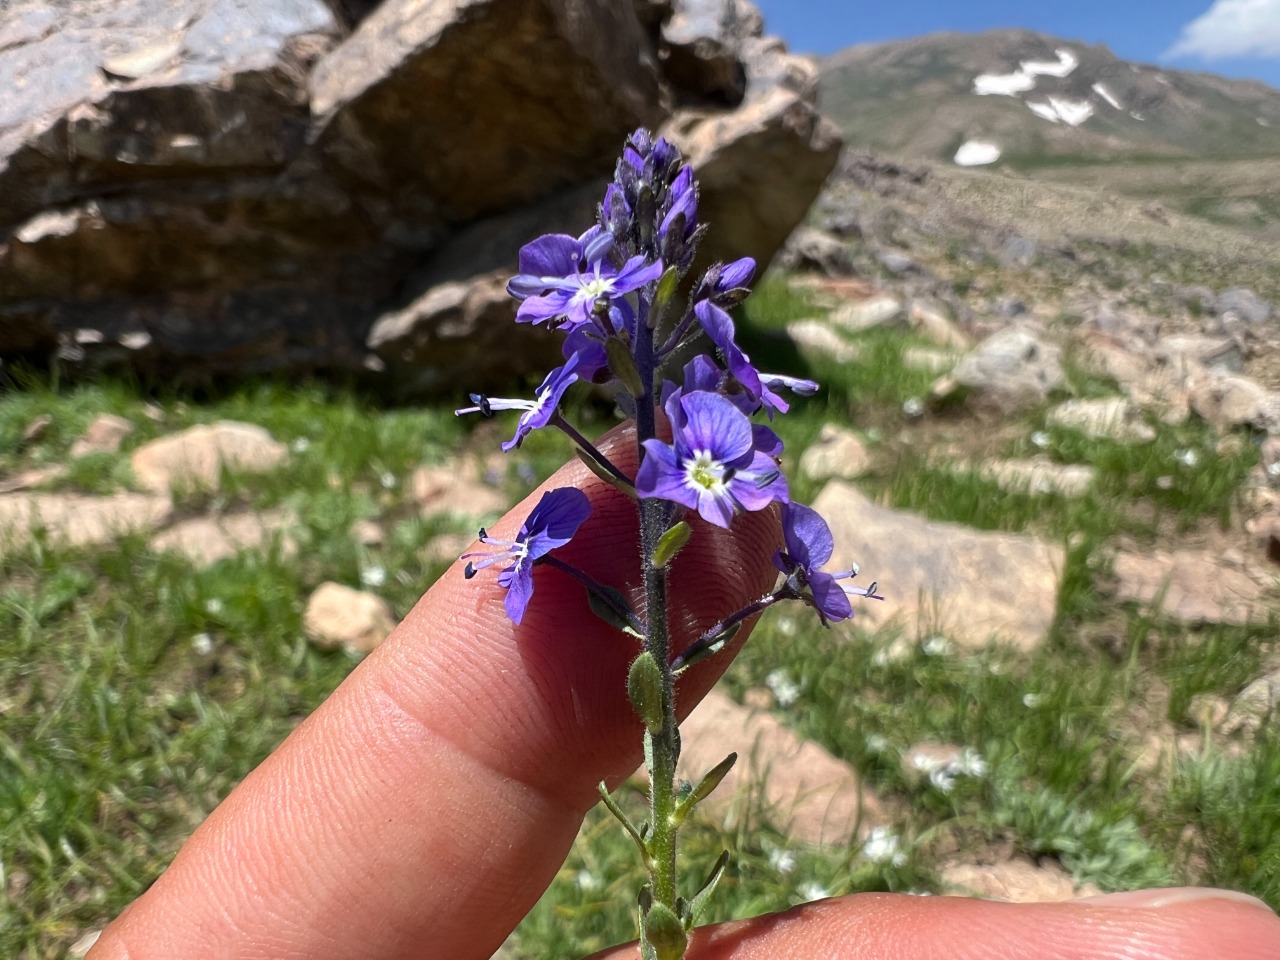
[591,889,1280,960]
[89,422,781,960]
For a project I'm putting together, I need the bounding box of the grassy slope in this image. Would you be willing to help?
[2,277,1277,957]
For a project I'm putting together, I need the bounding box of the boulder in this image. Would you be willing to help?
[303,581,397,655]
[797,423,871,481]
[0,0,838,393]
[148,509,297,566]
[1109,549,1272,626]
[936,325,1064,415]
[70,414,135,458]
[0,492,172,554]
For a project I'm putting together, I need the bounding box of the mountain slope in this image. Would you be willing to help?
[819,29,1280,166]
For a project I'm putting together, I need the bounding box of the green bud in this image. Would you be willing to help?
[685,753,737,811]
[627,652,665,733]
[605,337,646,398]
[651,521,691,569]
[651,265,680,328]
[643,901,688,960]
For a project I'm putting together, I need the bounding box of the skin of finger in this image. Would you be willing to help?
[589,893,1280,960]
[88,422,782,960]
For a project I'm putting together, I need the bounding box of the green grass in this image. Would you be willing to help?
[2,274,1279,957]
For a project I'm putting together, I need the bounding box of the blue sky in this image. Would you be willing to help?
[753,0,1280,89]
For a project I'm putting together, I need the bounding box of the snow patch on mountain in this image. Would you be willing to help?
[1092,83,1123,110]
[954,140,1001,166]
[974,48,1078,97]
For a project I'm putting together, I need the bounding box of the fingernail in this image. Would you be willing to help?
[1077,887,1275,913]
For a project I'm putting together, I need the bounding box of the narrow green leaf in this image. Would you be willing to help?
[677,752,737,820]
[675,623,741,672]
[683,850,731,930]
[606,337,647,397]
[598,781,651,868]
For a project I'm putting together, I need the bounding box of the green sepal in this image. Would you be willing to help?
[606,337,647,398]
[643,900,688,960]
[598,781,651,869]
[651,521,691,569]
[674,623,742,674]
[650,264,680,331]
[585,582,644,639]
[628,652,665,734]
[676,752,737,823]
[682,850,730,930]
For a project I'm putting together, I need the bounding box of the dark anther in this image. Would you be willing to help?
[755,469,780,489]
[463,562,477,579]
[469,393,493,417]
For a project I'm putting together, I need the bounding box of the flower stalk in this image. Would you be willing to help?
[455,128,881,958]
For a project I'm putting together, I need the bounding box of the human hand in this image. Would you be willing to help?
[88,425,1280,960]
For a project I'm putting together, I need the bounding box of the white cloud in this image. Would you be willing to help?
[1166,0,1280,60]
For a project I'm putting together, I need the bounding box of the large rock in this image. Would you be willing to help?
[814,481,1064,651]
[1,0,839,393]
[935,325,1064,415]
[310,0,664,227]
[303,581,397,655]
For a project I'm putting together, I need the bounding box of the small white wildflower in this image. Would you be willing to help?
[379,470,397,490]
[902,396,924,418]
[1155,475,1174,489]
[862,826,907,866]
[1022,692,1042,708]
[922,636,951,656]
[796,881,830,903]
[768,848,797,875]
[766,668,802,708]
[865,733,890,753]
[928,768,958,792]
[1175,448,1199,468]
[191,632,214,656]
[291,437,311,453]
[1031,430,1051,449]
[204,598,224,616]
[576,870,601,892]
[360,565,387,588]
[776,615,798,637]
[1267,461,1280,478]
[954,746,989,778]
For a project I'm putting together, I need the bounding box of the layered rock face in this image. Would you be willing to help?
[0,0,838,395]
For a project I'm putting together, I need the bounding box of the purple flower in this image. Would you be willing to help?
[774,502,881,626]
[636,390,788,528]
[455,349,601,451]
[507,228,663,334]
[462,487,591,624]
[695,300,819,418]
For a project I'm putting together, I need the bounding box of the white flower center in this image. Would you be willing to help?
[684,450,727,493]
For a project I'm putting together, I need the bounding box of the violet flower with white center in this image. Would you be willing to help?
[462,487,591,625]
[635,390,788,528]
[455,350,599,451]
[774,502,881,626]
[508,227,663,334]
[694,299,792,417]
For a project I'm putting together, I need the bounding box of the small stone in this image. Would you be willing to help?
[351,519,385,546]
[1189,373,1270,433]
[676,689,887,846]
[0,465,68,494]
[70,414,134,458]
[970,458,1095,498]
[1223,671,1280,736]
[943,325,1065,415]
[410,461,507,520]
[148,510,296,567]
[798,424,871,481]
[1186,693,1230,729]
[909,300,970,350]
[940,856,1099,902]
[420,530,476,566]
[303,582,397,656]
[1047,397,1155,443]
[786,319,861,364]
[21,414,52,445]
[130,422,287,494]
[830,295,904,332]
[0,493,172,555]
